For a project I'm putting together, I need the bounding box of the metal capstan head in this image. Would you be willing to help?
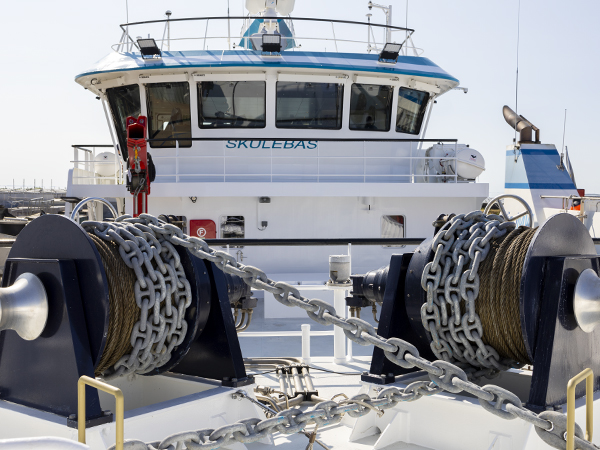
[503,105,540,144]
[574,268,600,333]
[0,273,48,340]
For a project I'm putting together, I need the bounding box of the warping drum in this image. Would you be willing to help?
[404,213,596,362]
[399,213,600,410]
[3,214,210,374]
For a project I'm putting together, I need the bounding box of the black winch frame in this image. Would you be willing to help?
[361,213,600,412]
[0,214,251,426]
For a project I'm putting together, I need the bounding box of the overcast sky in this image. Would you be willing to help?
[1,0,598,195]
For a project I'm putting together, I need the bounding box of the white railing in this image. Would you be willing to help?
[71,141,464,185]
[148,140,460,184]
[71,145,124,186]
[115,16,423,56]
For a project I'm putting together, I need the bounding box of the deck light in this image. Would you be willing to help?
[137,38,162,60]
[262,34,282,53]
[379,43,402,63]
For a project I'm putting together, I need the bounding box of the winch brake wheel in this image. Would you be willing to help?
[484,194,533,226]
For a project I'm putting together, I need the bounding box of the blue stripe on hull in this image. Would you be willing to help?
[505,183,578,189]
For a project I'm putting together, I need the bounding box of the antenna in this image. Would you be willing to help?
[406,1,408,54]
[514,0,521,146]
[561,109,568,156]
[126,0,129,23]
[227,0,231,50]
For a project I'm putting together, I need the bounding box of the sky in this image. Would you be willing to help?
[0,0,598,196]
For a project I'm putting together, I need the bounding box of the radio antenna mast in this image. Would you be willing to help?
[561,109,567,156]
[514,0,522,145]
[227,0,231,50]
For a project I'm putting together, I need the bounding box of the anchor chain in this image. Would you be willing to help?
[83,219,192,379]
[420,210,518,369]
[92,213,596,450]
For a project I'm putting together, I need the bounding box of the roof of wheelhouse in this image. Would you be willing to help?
[75,50,459,98]
[75,50,458,84]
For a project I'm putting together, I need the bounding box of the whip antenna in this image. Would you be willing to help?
[561,108,567,156]
[514,0,521,146]
[227,0,231,50]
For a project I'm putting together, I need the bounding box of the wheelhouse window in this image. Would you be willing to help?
[276,82,343,129]
[198,81,266,128]
[381,215,405,247]
[396,87,430,135]
[106,85,141,160]
[146,82,192,148]
[349,84,393,132]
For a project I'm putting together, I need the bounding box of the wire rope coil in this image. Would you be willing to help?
[477,226,536,364]
[420,211,536,370]
[83,219,193,379]
[87,234,138,376]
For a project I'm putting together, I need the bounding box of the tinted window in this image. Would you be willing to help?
[396,87,430,135]
[198,81,266,128]
[276,82,343,129]
[106,85,141,160]
[146,82,192,148]
[349,84,393,132]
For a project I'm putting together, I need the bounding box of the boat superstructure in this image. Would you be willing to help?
[68,1,487,282]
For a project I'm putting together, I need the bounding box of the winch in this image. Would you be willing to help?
[357,206,600,412]
[0,213,253,427]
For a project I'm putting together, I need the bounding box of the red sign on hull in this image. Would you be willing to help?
[190,220,217,239]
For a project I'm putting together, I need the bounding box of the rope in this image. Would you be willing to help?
[477,226,537,364]
[88,233,139,376]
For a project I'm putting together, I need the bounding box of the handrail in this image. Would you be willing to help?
[206,238,426,246]
[147,138,458,143]
[72,145,114,148]
[566,368,594,450]
[116,15,417,55]
[78,375,124,450]
[120,15,414,33]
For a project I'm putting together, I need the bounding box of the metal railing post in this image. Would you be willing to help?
[331,22,338,52]
[203,19,209,50]
[78,375,124,450]
[410,141,414,183]
[333,288,346,364]
[455,142,458,183]
[301,324,311,364]
[175,139,180,183]
[566,368,593,450]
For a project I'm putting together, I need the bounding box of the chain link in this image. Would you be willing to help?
[95,213,596,450]
[420,212,517,369]
[82,218,192,379]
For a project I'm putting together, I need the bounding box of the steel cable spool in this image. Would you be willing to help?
[4,214,211,378]
[476,226,536,364]
[87,234,138,376]
[404,211,596,371]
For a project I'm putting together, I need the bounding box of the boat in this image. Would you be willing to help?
[1,2,600,450]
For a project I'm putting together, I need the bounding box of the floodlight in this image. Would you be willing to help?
[379,43,402,63]
[262,34,282,53]
[137,38,162,60]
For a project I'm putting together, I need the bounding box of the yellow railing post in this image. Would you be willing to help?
[77,375,125,450]
[567,368,594,450]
